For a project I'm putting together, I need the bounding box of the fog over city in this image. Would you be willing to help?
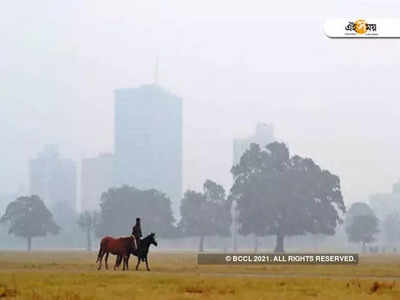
[1,0,400,212]
[3,4,400,299]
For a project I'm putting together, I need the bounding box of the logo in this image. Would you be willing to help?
[345,19,377,35]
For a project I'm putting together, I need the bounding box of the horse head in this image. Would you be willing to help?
[149,232,158,247]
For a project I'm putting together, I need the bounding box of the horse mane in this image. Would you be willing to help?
[141,233,154,242]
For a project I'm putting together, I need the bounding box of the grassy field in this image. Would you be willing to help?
[1,251,400,299]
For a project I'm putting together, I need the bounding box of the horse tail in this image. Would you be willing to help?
[96,237,108,262]
[96,248,102,263]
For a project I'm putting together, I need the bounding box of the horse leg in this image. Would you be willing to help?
[113,256,118,271]
[105,252,109,270]
[117,255,123,269]
[135,257,140,271]
[145,257,150,271]
[125,255,130,270]
[114,256,121,271]
[123,255,128,271]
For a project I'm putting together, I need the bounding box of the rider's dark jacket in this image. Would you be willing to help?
[132,222,142,239]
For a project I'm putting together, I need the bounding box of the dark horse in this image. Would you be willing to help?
[96,235,136,270]
[115,233,158,271]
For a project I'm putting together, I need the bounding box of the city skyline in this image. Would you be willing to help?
[2,1,400,207]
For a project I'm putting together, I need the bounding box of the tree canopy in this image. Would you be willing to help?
[345,202,374,219]
[346,214,379,251]
[0,195,60,251]
[96,185,176,238]
[179,180,232,251]
[345,202,379,251]
[230,142,345,252]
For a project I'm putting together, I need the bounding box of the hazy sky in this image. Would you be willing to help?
[1,0,400,208]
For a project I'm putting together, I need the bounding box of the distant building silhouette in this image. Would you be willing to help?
[113,84,182,215]
[81,153,113,212]
[29,145,77,212]
[233,123,275,165]
[0,194,12,213]
[369,181,400,219]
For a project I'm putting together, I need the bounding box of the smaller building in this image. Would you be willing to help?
[233,122,275,165]
[81,153,113,212]
[369,181,400,220]
[29,145,77,212]
[0,194,12,215]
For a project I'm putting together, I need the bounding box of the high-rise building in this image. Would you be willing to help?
[233,122,275,165]
[81,153,113,212]
[113,84,182,214]
[29,145,77,212]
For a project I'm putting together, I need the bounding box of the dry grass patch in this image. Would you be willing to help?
[1,252,400,299]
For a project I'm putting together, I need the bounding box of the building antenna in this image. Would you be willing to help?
[154,55,159,85]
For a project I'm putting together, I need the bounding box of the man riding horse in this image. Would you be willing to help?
[131,217,142,250]
[97,217,158,271]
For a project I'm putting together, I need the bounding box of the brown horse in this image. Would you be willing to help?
[96,236,135,270]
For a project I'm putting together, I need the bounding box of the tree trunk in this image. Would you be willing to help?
[27,236,32,252]
[254,235,258,253]
[87,229,92,252]
[274,233,285,253]
[199,235,205,252]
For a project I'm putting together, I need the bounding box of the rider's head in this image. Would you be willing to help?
[136,217,141,223]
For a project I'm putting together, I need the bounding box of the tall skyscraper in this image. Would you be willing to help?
[233,122,275,165]
[113,84,182,214]
[81,153,113,212]
[29,145,77,212]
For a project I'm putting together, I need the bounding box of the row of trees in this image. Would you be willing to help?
[0,142,397,252]
[0,182,229,251]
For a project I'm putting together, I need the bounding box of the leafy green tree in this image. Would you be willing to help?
[231,142,345,252]
[96,185,176,238]
[0,195,60,251]
[77,210,99,251]
[346,214,379,252]
[179,180,232,252]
